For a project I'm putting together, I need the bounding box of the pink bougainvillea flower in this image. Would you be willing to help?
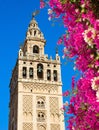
[94,20,99,31]
[63,90,70,96]
[41,0,99,129]
[57,37,63,44]
[40,0,45,8]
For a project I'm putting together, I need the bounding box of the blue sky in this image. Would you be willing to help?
[0,0,77,129]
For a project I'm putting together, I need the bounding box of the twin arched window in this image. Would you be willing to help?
[22,67,33,79]
[37,98,45,108]
[38,112,45,121]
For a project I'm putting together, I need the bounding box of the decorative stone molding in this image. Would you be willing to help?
[49,97,60,122]
[23,95,33,121]
[23,83,58,94]
[23,95,33,112]
[50,124,60,130]
[23,123,33,130]
[37,124,46,130]
[50,97,59,113]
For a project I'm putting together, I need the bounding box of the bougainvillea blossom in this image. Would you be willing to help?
[40,0,99,129]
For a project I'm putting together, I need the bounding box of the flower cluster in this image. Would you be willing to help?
[40,0,99,129]
[92,77,99,91]
[40,0,46,8]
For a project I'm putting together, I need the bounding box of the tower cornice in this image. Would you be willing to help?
[25,37,46,44]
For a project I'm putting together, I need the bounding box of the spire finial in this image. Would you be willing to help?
[19,42,23,49]
[56,46,58,54]
[32,10,40,18]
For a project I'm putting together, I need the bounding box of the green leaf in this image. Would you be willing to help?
[96,113,99,117]
[60,0,67,4]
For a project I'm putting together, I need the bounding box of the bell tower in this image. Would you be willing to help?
[9,15,65,130]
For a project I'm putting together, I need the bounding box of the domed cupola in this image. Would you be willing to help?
[26,17,46,43]
[22,13,46,56]
[29,18,38,30]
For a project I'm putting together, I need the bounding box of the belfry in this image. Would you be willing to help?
[9,14,65,130]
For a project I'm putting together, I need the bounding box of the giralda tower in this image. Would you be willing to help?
[9,14,65,130]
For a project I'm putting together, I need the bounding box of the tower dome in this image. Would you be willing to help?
[29,18,38,29]
[26,17,45,42]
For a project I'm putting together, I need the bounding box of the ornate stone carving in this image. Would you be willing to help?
[23,95,33,112]
[23,83,58,94]
[23,123,33,130]
[36,96,46,109]
[23,83,33,92]
[50,113,60,122]
[50,97,60,122]
[23,95,33,121]
[38,125,46,130]
[51,124,60,130]
[37,124,46,130]
[50,97,59,113]
[23,112,32,121]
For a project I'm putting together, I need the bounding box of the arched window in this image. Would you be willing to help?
[34,30,36,36]
[29,68,33,78]
[38,125,46,130]
[30,31,32,35]
[37,101,40,104]
[33,45,39,54]
[41,101,44,105]
[22,67,27,78]
[37,64,43,79]
[37,112,45,122]
[47,69,51,81]
[53,70,57,81]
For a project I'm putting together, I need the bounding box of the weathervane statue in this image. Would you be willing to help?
[32,10,40,18]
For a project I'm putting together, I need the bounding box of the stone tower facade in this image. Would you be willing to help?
[9,16,65,130]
